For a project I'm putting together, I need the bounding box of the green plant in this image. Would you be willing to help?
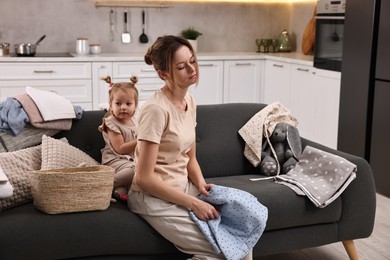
[180,27,202,40]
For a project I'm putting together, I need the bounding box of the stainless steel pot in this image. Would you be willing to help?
[15,35,46,56]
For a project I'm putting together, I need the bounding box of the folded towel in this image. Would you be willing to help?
[26,86,76,121]
[0,166,13,199]
[190,185,268,260]
[14,94,72,130]
[275,146,357,208]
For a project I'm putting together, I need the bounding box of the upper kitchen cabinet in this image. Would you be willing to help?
[190,60,223,105]
[223,60,262,103]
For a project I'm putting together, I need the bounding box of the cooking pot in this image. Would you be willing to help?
[15,35,46,56]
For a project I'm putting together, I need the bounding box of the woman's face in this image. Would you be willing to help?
[168,45,198,89]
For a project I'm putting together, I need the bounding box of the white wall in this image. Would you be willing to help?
[0,0,315,54]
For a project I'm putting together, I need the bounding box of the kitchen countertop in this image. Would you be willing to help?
[0,52,314,65]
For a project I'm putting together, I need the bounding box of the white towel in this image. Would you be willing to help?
[26,86,76,121]
[0,166,13,198]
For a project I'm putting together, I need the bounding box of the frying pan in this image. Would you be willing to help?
[15,35,46,56]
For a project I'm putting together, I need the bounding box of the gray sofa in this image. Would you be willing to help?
[0,103,376,260]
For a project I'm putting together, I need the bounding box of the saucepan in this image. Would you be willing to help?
[15,35,46,56]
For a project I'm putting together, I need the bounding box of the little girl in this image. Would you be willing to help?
[99,76,139,203]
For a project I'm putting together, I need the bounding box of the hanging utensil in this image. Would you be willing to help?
[121,9,131,43]
[109,8,115,42]
[139,10,149,44]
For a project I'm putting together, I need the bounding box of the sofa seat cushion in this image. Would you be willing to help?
[0,203,179,260]
[206,174,342,231]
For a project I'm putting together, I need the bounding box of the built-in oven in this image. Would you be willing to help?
[313,0,346,72]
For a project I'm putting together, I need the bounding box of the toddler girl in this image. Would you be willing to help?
[99,76,139,203]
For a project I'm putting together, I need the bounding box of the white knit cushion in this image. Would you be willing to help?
[0,145,42,212]
[41,135,99,170]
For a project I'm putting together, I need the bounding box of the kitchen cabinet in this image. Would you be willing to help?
[264,60,291,106]
[92,62,113,110]
[0,62,93,110]
[223,60,262,103]
[264,60,340,149]
[289,64,317,141]
[112,61,163,102]
[190,60,223,105]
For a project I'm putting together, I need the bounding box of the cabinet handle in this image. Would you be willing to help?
[272,64,284,68]
[296,68,310,72]
[199,64,214,67]
[235,63,252,66]
[140,68,156,72]
[33,70,54,74]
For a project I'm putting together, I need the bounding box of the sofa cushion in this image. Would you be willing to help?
[41,135,99,170]
[196,103,267,178]
[0,203,180,259]
[206,174,342,231]
[0,145,42,212]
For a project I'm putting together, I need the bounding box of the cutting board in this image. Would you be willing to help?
[302,7,316,55]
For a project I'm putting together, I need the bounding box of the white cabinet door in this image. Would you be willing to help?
[289,64,317,141]
[92,62,113,110]
[312,68,341,149]
[264,60,291,107]
[223,60,262,103]
[113,62,163,102]
[191,60,223,105]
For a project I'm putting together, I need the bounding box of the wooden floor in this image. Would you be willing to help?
[255,193,390,260]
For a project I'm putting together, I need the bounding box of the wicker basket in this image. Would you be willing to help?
[29,165,115,214]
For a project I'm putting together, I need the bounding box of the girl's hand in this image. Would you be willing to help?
[191,198,219,221]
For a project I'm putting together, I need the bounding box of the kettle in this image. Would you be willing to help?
[278,29,292,52]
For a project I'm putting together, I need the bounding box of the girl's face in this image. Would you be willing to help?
[165,45,198,89]
[109,89,137,122]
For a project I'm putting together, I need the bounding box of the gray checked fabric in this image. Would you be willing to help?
[275,145,357,208]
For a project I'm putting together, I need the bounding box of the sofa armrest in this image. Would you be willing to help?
[301,138,376,240]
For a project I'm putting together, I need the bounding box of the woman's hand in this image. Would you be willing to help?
[198,183,213,197]
[191,198,219,221]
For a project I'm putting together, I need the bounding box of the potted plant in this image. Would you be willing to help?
[180,26,202,52]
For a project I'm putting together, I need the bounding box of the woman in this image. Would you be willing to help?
[128,35,253,260]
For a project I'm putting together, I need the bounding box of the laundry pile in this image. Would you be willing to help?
[0,86,83,199]
[0,86,82,136]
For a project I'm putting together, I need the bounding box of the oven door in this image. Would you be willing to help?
[314,16,345,72]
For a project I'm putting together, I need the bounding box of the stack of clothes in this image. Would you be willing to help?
[0,86,83,198]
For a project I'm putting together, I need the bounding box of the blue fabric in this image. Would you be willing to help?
[190,185,268,260]
[73,105,84,120]
[0,98,29,136]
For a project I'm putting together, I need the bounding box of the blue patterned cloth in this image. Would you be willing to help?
[190,185,268,260]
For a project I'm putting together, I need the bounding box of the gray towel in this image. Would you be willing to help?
[275,145,356,208]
